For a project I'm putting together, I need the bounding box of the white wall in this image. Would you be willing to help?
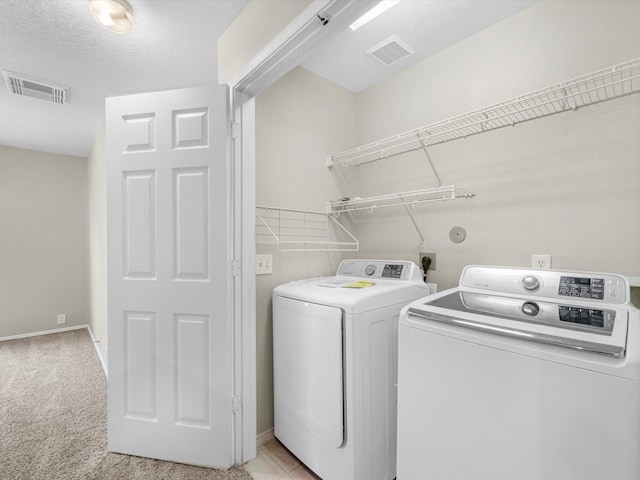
[87,121,108,365]
[0,145,89,337]
[353,0,640,290]
[218,0,312,84]
[254,66,357,434]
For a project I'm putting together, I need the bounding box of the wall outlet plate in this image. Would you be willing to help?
[256,254,273,275]
[419,252,436,271]
[57,314,66,324]
[532,254,551,269]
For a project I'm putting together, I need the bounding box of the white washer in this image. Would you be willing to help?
[273,259,429,480]
[397,265,640,480]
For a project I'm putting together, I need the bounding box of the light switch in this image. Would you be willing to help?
[256,254,273,275]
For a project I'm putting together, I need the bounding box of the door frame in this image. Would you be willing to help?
[227,0,372,464]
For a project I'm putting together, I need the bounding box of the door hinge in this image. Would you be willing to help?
[227,120,240,139]
[231,395,242,414]
[231,259,241,278]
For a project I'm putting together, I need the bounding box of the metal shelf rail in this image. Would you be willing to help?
[256,206,359,252]
[328,58,640,168]
[328,185,474,215]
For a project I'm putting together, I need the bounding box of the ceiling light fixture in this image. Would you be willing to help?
[89,0,135,34]
[349,0,401,31]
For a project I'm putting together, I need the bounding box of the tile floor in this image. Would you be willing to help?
[244,438,321,480]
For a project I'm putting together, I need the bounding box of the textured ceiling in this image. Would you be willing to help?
[0,0,248,157]
[0,0,537,158]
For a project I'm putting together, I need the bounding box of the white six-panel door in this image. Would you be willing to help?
[106,85,233,468]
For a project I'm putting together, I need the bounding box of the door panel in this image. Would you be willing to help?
[106,85,232,468]
[122,171,156,279]
[273,296,344,448]
[124,311,157,420]
[175,313,210,426]
[173,167,209,280]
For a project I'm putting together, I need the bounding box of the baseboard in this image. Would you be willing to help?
[86,325,108,378]
[257,428,274,446]
[0,324,87,342]
[0,324,109,378]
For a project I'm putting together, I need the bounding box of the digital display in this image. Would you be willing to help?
[558,306,605,328]
[558,276,605,299]
[382,264,404,279]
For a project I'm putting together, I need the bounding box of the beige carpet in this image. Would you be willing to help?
[0,329,253,480]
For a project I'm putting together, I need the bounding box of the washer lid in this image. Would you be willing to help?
[405,289,629,357]
[429,291,619,336]
[273,275,428,314]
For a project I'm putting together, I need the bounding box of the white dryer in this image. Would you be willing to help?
[273,259,429,480]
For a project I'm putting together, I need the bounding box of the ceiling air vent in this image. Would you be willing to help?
[367,35,415,67]
[2,70,69,104]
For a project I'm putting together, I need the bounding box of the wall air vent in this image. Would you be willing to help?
[367,35,415,66]
[2,70,69,104]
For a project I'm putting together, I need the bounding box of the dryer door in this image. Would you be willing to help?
[273,296,344,448]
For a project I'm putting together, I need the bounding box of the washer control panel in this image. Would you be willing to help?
[460,266,629,304]
[337,260,422,282]
[558,276,605,299]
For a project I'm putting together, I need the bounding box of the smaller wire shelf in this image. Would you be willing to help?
[327,185,475,214]
[256,206,359,252]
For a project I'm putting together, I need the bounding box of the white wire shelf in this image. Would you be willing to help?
[256,206,359,252]
[327,185,475,214]
[328,58,640,167]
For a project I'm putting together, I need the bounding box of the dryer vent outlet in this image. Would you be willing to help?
[419,252,436,272]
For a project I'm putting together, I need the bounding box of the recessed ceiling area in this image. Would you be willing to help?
[301,0,538,92]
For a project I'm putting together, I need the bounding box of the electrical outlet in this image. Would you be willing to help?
[532,254,552,269]
[57,314,66,325]
[419,252,436,271]
[256,254,273,275]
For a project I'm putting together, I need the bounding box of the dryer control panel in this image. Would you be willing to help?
[337,260,422,282]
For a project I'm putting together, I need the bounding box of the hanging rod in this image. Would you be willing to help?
[328,57,640,167]
[327,185,475,215]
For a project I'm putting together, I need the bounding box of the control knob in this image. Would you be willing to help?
[521,301,540,316]
[365,264,376,276]
[521,275,540,291]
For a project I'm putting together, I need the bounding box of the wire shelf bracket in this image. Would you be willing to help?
[256,206,359,252]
